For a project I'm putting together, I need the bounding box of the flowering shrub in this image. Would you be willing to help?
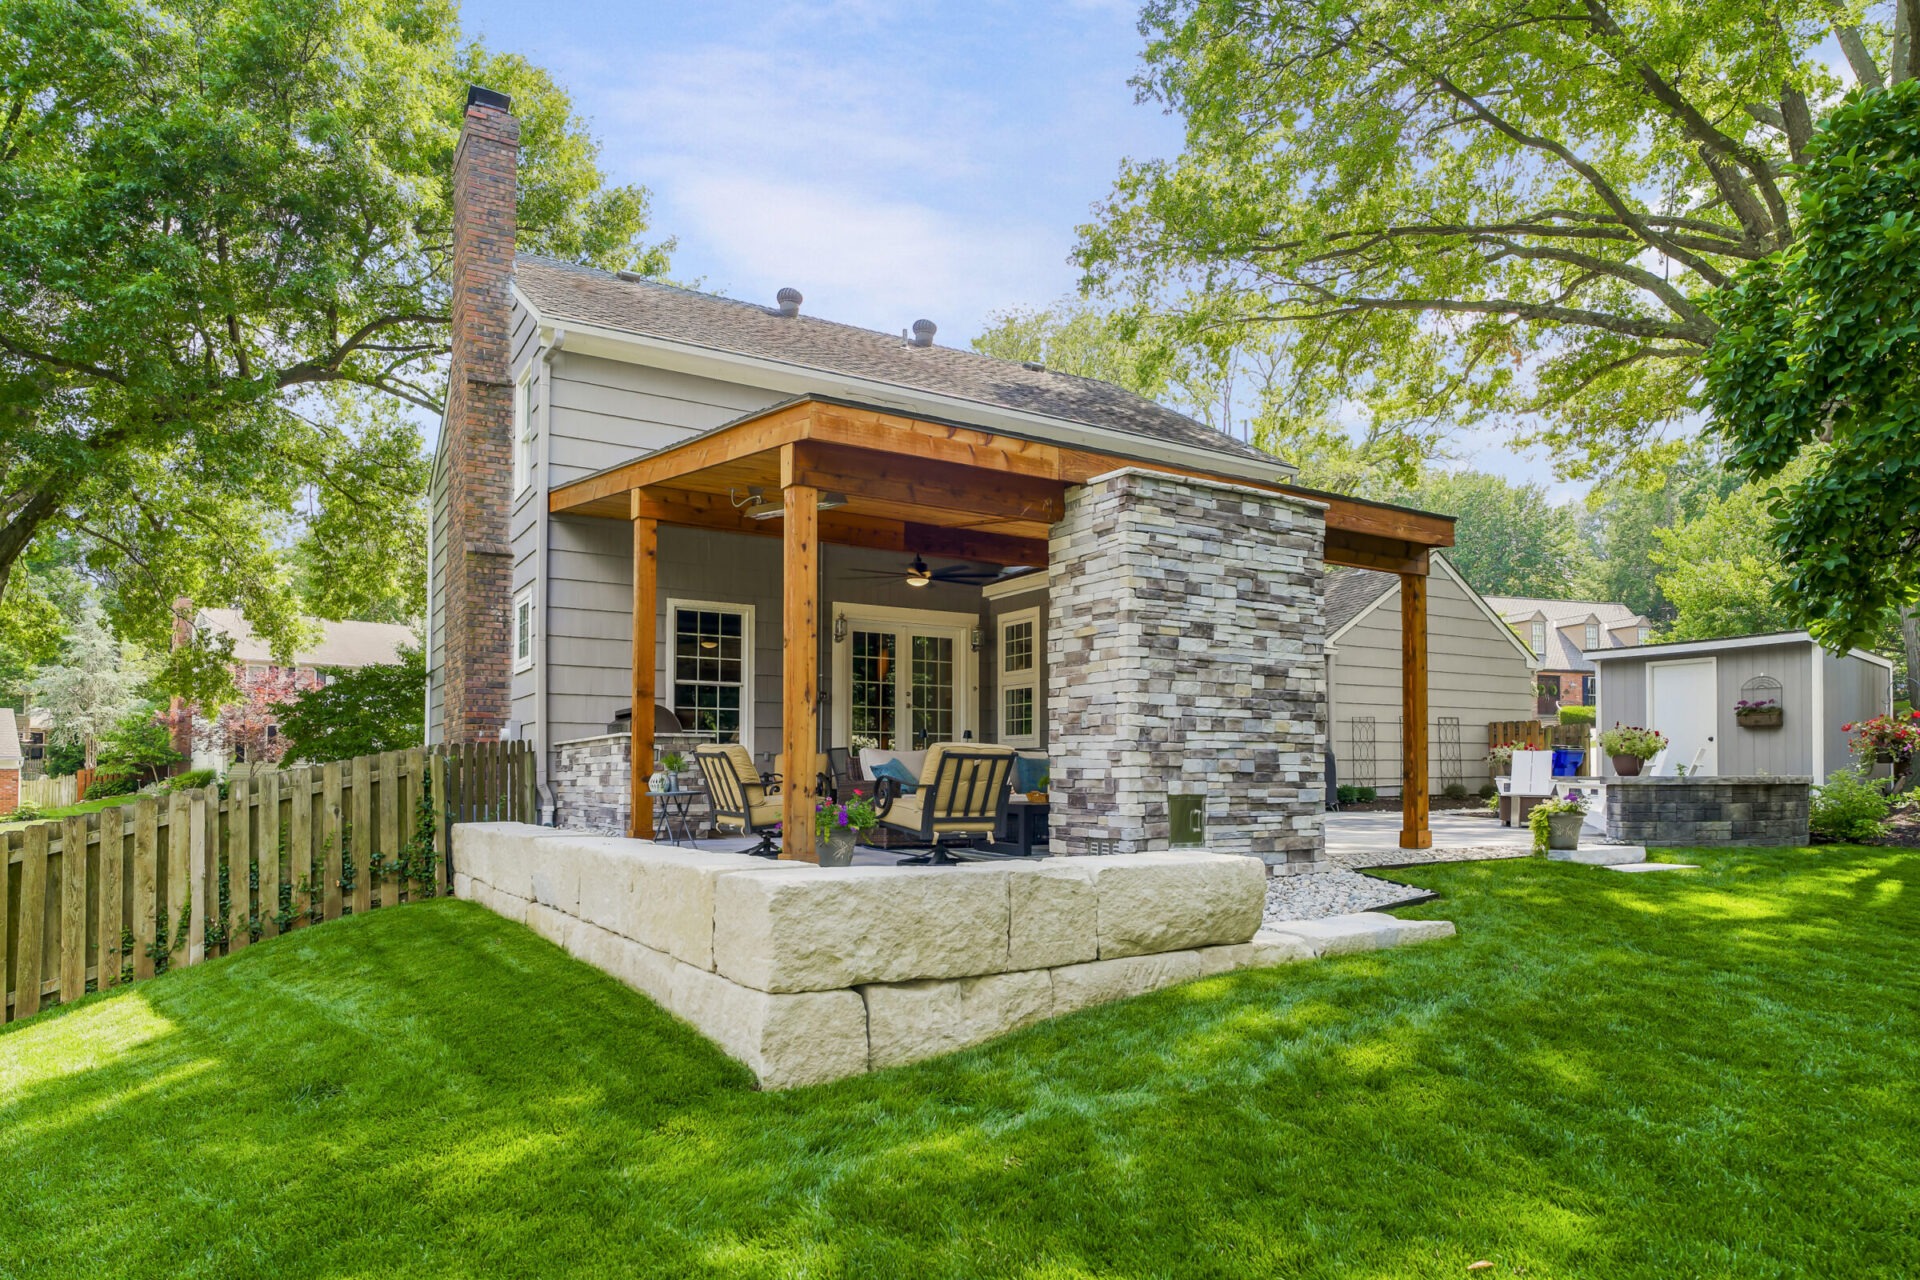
[815,789,880,842]
[1809,767,1891,842]
[1598,723,1667,760]
[1842,713,1920,763]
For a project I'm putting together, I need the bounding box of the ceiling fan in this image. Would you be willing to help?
[846,555,1008,589]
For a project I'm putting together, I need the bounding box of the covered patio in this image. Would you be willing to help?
[548,395,1454,862]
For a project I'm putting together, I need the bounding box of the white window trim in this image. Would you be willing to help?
[997,605,1042,749]
[829,603,980,750]
[511,369,534,496]
[1531,620,1547,656]
[666,598,756,749]
[512,585,535,673]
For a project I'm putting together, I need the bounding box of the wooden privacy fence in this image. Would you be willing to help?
[1,740,535,1025]
[18,775,79,811]
[1487,721,1592,751]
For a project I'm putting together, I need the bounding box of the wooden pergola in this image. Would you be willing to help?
[549,396,1454,859]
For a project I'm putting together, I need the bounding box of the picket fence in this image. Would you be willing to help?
[0,740,535,1024]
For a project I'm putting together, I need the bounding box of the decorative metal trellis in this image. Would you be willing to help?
[1347,716,1377,789]
[1438,716,1463,789]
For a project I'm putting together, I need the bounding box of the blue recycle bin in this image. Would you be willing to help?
[1550,747,1587,777]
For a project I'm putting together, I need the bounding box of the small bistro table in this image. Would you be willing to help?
[648,785,703,847]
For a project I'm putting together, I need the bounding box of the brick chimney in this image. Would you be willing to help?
[441,85,519,744]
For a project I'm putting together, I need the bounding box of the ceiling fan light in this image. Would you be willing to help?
[905,555,932,588]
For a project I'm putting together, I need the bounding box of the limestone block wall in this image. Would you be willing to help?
[1048,468,1328,869]
[1606,776,1812,846]
[452,823,1293,1088]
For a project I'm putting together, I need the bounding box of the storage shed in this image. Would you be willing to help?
[1587,631,1895,783]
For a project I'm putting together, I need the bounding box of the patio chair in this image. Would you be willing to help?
[1497,749,1556,826]
[872,743,1016,864]
[693,744,782,858]
[819,746,855,800]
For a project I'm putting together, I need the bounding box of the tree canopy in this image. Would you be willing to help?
[1706,77,1920,655]
[1077,0,1914,477]
[271,646,426,764]
[1401,471,1586,598]
[0,0,671,658]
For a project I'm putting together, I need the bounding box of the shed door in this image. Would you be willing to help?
[1647,659,1718,776]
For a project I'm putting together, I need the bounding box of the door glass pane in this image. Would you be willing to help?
[911,634,955,748]
[849,630,897,750]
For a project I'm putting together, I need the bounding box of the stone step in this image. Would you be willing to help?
[1259,912,1456,958]
[1547,845,1647,866]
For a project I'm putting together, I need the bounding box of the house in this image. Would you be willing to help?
[1327,556,1540,796]
[425,86,1459,864]
[1484,595,1651,714]
[1586,631,1894,782]
[0,708,20,816]
[183,608,415,773]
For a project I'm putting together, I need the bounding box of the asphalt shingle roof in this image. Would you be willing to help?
[196,610,416,669]
[1325,567,1397,634]
[513,255,1280,467]
[1483,595,1648,673]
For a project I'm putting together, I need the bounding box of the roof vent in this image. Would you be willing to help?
[616,270,648,283]
[908,318,937,348]
[1021,360,1045,372]
[775,287,803,317]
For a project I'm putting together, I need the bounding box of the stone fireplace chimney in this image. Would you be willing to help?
[440,85,519,744]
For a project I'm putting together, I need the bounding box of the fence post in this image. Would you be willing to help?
[0,831,11,1018]
[133,799,158,981]
[351,754,373,915]
[322,762,344,920]
[187,790,209,966]
[377,749,400,909]
[60,814,88,1002]
[228,776,251,952]
[16,824,48,1019]
[258,773,281,938]
[98,805,124,988]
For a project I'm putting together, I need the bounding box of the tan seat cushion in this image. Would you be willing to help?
[712,795,782,833]
[697,743,766,812]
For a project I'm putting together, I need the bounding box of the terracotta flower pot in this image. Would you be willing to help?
[1610,754,1644,777]
[1546,811,1584,851]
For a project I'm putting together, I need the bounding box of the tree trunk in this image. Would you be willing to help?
[1901,604,1920,709]
[0,485,62,604]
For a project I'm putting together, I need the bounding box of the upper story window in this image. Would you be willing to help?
[998,608,1041,748]
[1637,625,1650,644]
[1530,620,1546,655]
[1584,621,1600,650]
[512,372,534,495]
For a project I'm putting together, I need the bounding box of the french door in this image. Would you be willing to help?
[833,607,977,751]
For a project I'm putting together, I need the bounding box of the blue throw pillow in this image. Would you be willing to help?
[870,757,918,793]
[1012,754,1048,794]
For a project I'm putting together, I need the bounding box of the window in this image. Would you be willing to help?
[513,585,535,673]
[511,371,533,495]
[997,607,1041,747]
[1530,620,1546,655]
[671,603,750,743]
[1636,625,1650,645]
[1581,675,1597,705]
[1584,621,1600,650]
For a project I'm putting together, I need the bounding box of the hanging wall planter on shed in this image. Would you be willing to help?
[1736,675,1785,730]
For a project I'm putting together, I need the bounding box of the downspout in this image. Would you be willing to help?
[534,328,565,822]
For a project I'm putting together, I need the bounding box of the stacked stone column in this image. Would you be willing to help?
[1046,468,1328,871]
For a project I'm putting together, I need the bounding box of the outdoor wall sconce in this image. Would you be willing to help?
[969,626,982,652]
[833,613,848,643]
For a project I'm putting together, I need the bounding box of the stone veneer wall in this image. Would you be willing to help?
[453,824,1297,1088]
[1047,468,1328,869]
[550,732,710,831]
[1606,776,1811,846]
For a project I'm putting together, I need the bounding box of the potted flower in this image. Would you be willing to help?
[1486,743,1516,779]
[1528,790,1588,854]
[1734,698,1783,729]
[1844,712,1920,776]
[660,750,689,788]
[1598,723,1666,777]
[814,790,879,867]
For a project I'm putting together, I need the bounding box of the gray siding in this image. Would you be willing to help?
[1327,563,1537,793]
[1596,640,1893,781]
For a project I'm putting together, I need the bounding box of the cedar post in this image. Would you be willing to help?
[781,469,820,862]
[1399,569,1434,849]
[630,507,658,839]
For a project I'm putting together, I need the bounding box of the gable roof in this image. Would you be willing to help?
[1483,595,1648,673]
[511,255,1278,470]
[195,610,415,669]
[1325,555,1539,669]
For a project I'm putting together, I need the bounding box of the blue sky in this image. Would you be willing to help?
[458,0,1571,490]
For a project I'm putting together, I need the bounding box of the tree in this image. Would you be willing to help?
[1649,474,1797,641]
[1706,78,1920,678]
[1576,447,1740,622]
[202,669,306,769]
[29,604,145,768]
[1077,1,1916,477]
[98,705,184,786]
[271,646,426,764]
[1400,472,1586,598]
[0,0,672,654]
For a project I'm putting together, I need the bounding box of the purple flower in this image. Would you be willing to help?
[837,812,848,828]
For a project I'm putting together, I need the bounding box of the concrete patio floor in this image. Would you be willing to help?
[1322,808,1533,860]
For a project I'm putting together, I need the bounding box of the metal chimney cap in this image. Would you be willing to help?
[775,287,803,317]
[909,318,937,347]
[465,85,513,113]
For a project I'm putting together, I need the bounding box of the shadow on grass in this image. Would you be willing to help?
[2,847,1918,1280]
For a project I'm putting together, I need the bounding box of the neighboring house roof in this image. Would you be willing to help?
[511,255,1276,469]
[1325,555,1540,669]
[1483,595,1649,674]
[195,609,415,669]
[0,707,21,767]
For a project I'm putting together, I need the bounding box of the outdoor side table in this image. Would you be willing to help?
[648,786,701,847]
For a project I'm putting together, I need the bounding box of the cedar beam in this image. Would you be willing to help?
[1399,571,1433,850]
[1325,533,1430,575]
[630,511,657,839]
[785,441,1066,525]
[905,523,1049,568]
[781,480,820,862]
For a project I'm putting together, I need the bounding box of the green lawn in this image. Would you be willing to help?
[0,793,144,830]
[2,847,1915,1279]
